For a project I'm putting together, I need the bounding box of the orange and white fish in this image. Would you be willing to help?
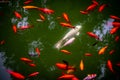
[107,60,114,72]
[14,11,22,19]
[7,70,25,80]
[87,32,100,40]
[39,14,45,21]
[38,8,54,14]
[80,60,84,71]
[62,12,70,23]
[60,49,71,54]
[35,47,40,56]
[60,22,75,28]
[12,25,17,33]
[110,27,119,34]
[98,4,106,12]
[28,72,39,77]
[110,15,120,20]
[23,6,38,9]
[20,57,33,63]
[98,46,108,55]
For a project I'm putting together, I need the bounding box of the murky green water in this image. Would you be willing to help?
[0,0,120,80]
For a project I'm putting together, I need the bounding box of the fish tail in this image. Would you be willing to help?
[54,39,65,49]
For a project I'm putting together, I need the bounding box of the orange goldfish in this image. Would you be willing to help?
[39,14,45,21]
[85,53,92,56]
[20,57,33,63]
[14,11,22,19]
[107,60,114,72]
[60,49,71,54]
[62,12,70,23]
[7,70,25,80]
[58,74,75,79]
[98,46,108,55]
[28,72,39,77]
[110,15,120,20]
[110,27,119,34]
[60,22,75,28]
[38,8,54,14]
[98,4,106,12]
[80,60,84,71]
[35,47,40,56]
[23,6,38,9]
[86,3,97,11]
[12,25,17,33]
[87,32,100,40]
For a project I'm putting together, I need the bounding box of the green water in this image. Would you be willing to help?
[0,0,120,80]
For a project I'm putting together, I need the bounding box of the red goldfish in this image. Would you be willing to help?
[28,72,39,77]
[72,77,79,80]
[12,25,17,33]
[38,8,54,14]
[80,10,89,14]
[87,32,100,40]
[110,27,119,34]
[107,60,114,72]
[24,0,33,5]
[60,22,75,28]
[28,63,36,67]
[20,57,33,63]
[80,60,84,71]
[116,62,120,67]
[85,53,92,56]
[112,22,120,27]
[98,4,106,12]
[58,74,75,79]
[60,49,71,54]
[98,46,108,55]
[86,3,97,11]
[14,11,22,19]
[115,36,120,42]
[39,14,45,21]
[62,13,70,23]
[92,0,99,6]
[19,25,33,30]
[0,40,5,45]
[109,50,115,55]
[110,15,120,20]
[35,47,40,56]
[7,70,25,80]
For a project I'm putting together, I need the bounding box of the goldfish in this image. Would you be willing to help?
[60,22,75,28]
[60,49,71,54]
[35,47,40,56]
[110,15,120,20]
[20,57,33,63]
[112,22,120,27]
[0,40,5,45]
[72,77,79,80]
[116,62,120,67]
[38,8,54,14]
[62,13,70,23]
[80,60,84,71]
[115,36,120,42]
[58,74,75,79]
[98,46,108,55]
[92,0,99,6]
[28,63,36,67]
[86,3,97,11]
[23,6,38,9]
[83,74,97,80]
[107,60,114,72]
[14,11,22,19]
[85,53,92,56]
[109,50,115,55]
[24,0,33,5]
[110,27,119,34]
[19,25,33,30]
[98,4,106,12]
[80,10,89,14]
[39,14,45,21]
[28,72,39,77]
[7,70,25,80]
[87,32,100,40]
[12,25,17,33]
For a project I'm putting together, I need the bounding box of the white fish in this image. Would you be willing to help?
[54,25,81,49]
[63,37,75,47]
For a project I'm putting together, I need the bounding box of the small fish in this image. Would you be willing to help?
[83,74,97,80]
[98,4,106,12]
[63,37,75,47]
[28,72,39,77]
[58,74,75,79]
[112,22,120,27]
[35,47,40,56]
[14,11,22,19]
[87,32,100,40]
[80,60,84,71]
[56,63,68,70]
[110,27,119,34]
[85,53,92,56]
[24,0,33,5]
[107,60,114,72]
[39,14,45,21]
[109,49,115,55]
[116,62,120,67]
[98,46,108,55]
[23,6,38,9]
[80,10,89,14]
[20,57,33,63]
[28,63,36,67]
[38,8,54,14]
[86,3,97,11]
[110,15,120,20]
[60,49,71,54]
[115,36,120,42]
[72,77,79,80]
[7,70,25,80]
[92,0,99,6]
[12,25,17,33]
[60,22,75,28]
[19,25,33,30]
[62,12,70,23]
[0,40,5,45]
